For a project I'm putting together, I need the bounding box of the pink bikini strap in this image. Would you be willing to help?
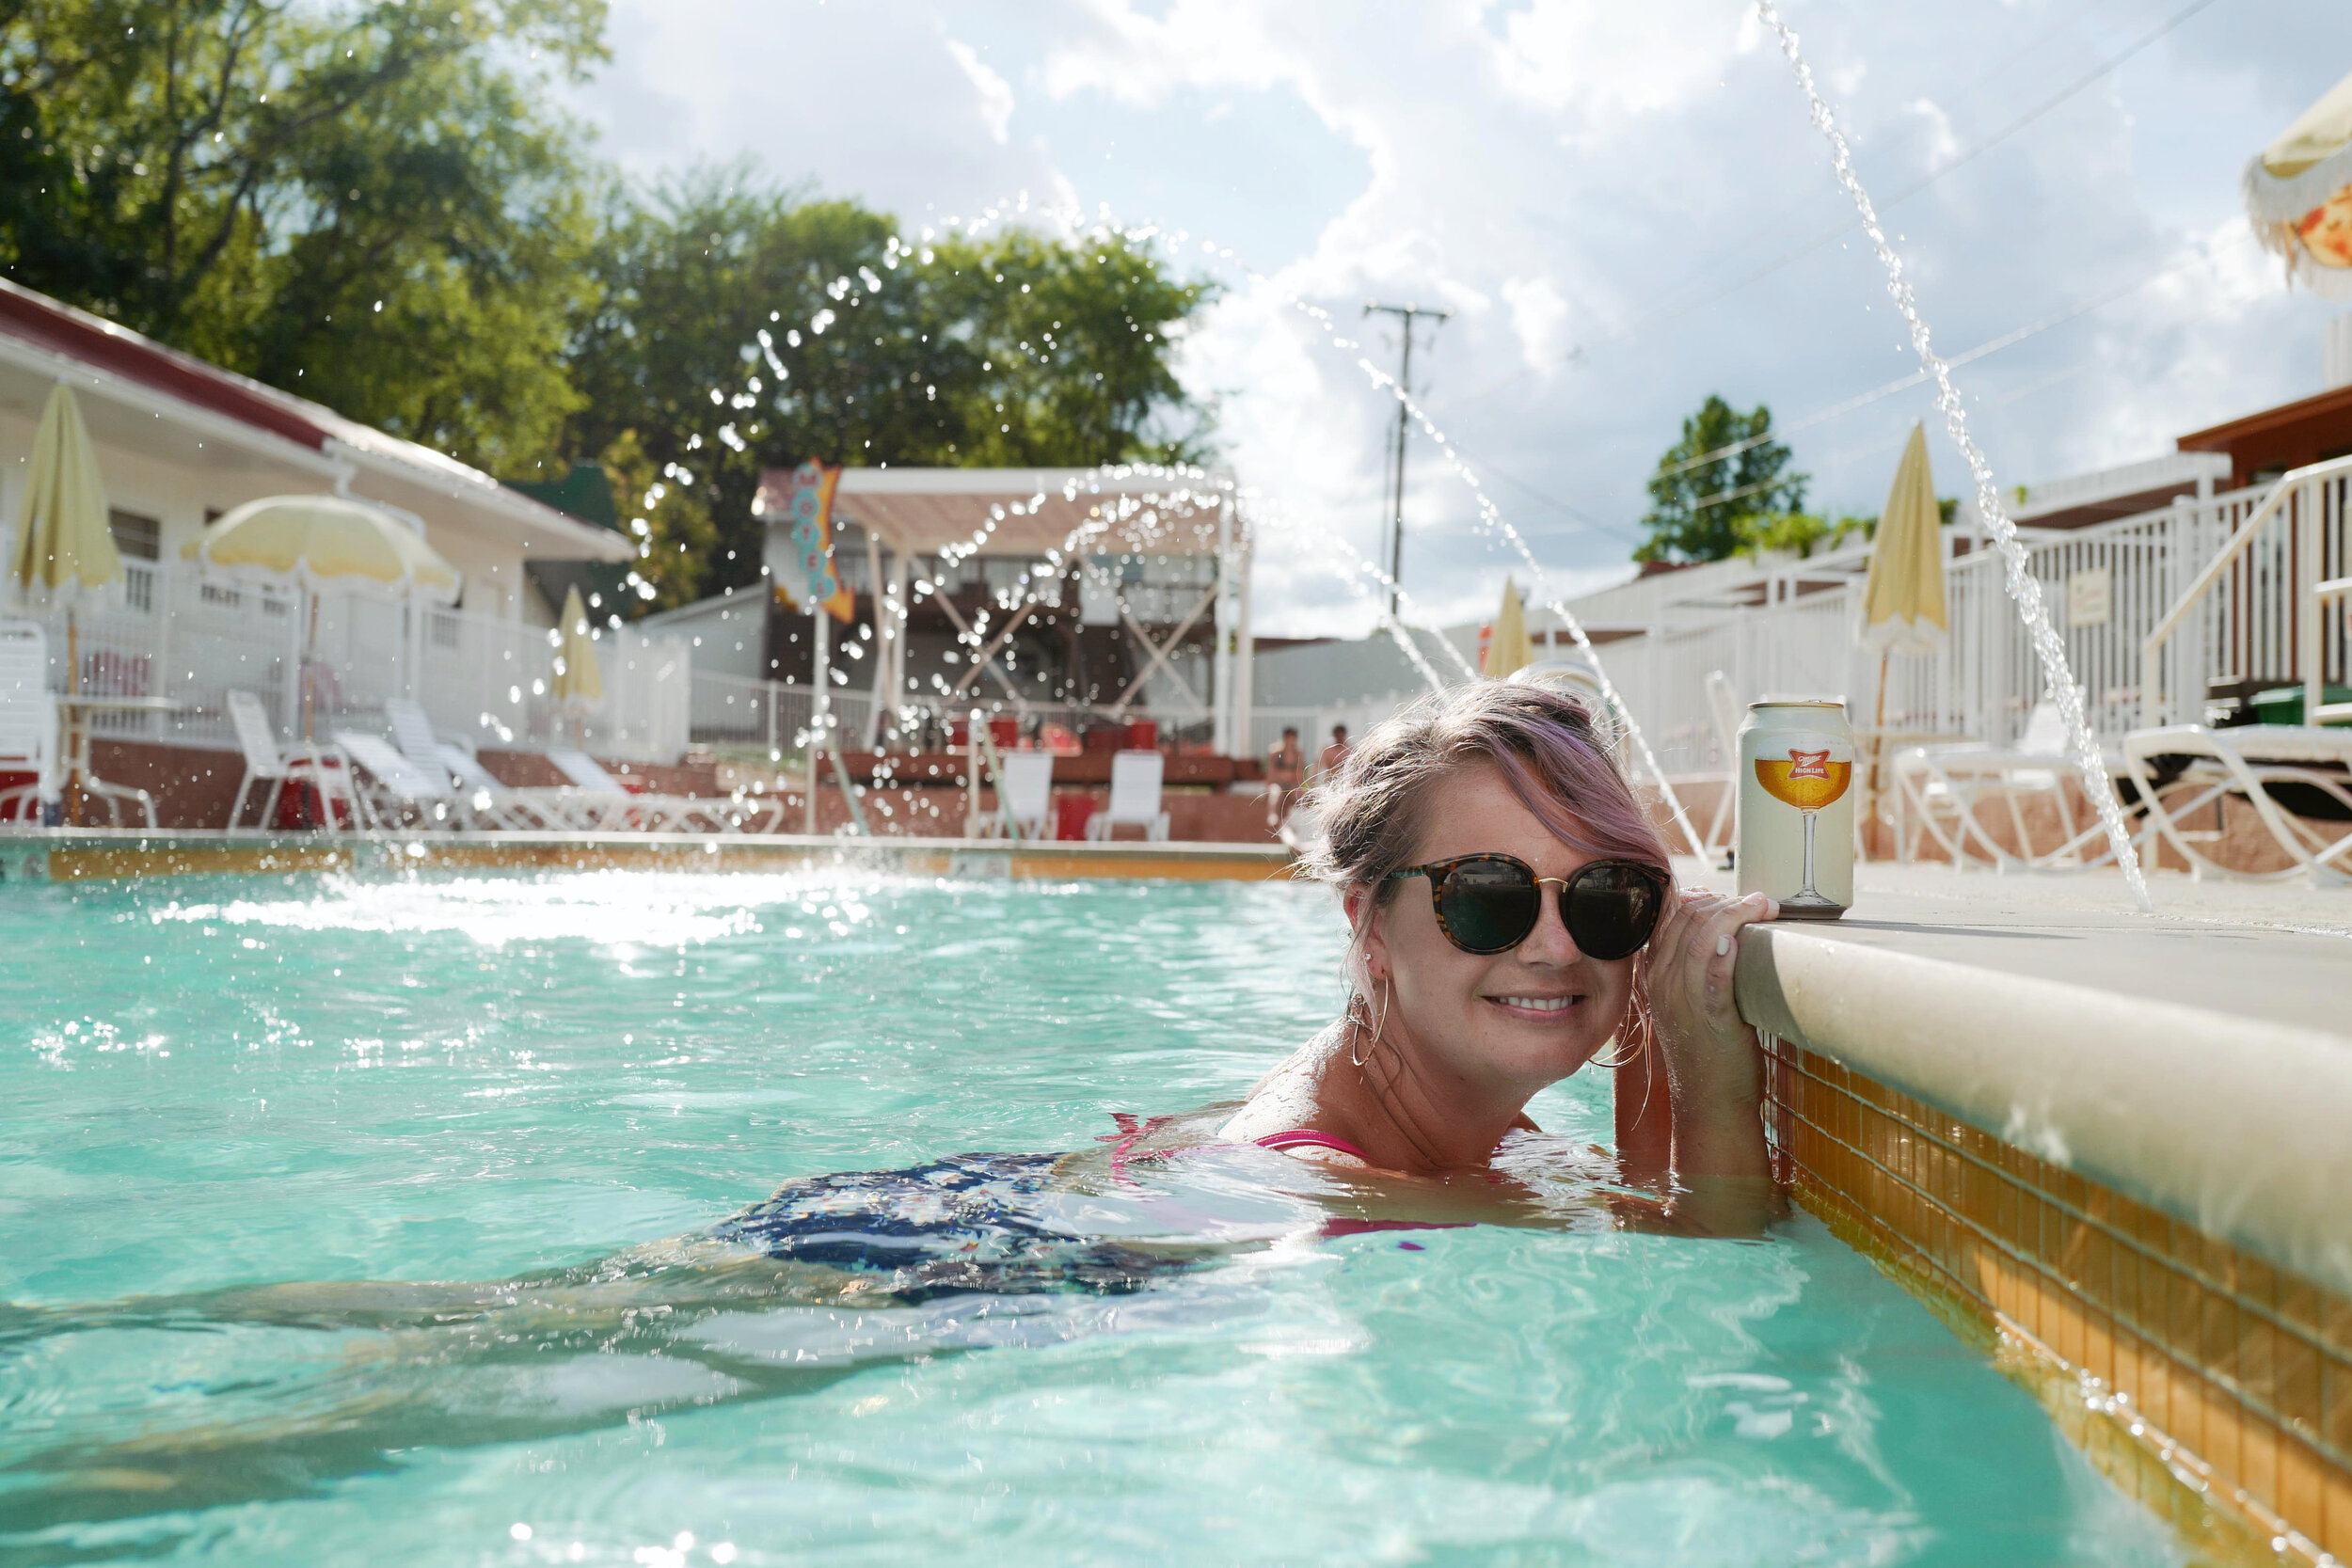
[1255,1129,1375,1163]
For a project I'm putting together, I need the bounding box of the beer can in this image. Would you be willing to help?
[1736,699,1854,920]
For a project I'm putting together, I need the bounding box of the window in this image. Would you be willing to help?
[107,510,160,561]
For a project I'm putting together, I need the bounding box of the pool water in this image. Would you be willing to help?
[0,869,2183,1566]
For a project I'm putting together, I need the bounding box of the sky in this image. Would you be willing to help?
[567,0,2352,637]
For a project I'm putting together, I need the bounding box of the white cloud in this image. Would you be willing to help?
[1906,97,1959,168]
[1486,1,1742,134]
[1500,276,1571,372]
[567,0,2352,640]
[946,40,1016,146]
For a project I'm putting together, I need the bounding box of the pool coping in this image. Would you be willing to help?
[0,827,1297,884]
[1718,866,2352,1562]
[1733,911,2352,1303]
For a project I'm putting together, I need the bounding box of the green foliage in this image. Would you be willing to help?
[596,428,713,610]
[1756,496,1956,558]
[1736,511,1869,560]
[565,169,1216,610]
[1636,394,1810,565]
[921,227,1214,468]
[2,11,1216,614]
[0,0,605,471]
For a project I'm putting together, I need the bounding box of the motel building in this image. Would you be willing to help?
[0,278,670,826]
[0,278,1279,841]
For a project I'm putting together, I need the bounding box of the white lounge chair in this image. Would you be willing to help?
[0,621,58,825]
[1087,751,1170,842]
[384,698,549,832]
[225,689,354,832]
[541,746,778,833]
[979,752,1054,840]
[438,742,567,832]
[1892,700,2135,870]
[335,731,457,830]
[2125,723,2352,885]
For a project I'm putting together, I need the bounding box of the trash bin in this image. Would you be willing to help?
[1054,793,1097,841]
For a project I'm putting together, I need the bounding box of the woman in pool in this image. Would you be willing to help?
[5,682,1778,1516]
[1220,677,1775,1189]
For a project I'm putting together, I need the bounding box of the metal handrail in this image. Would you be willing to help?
[2138,453,2352,727]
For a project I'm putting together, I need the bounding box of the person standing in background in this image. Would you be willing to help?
[1265,725,1306,827]
[1317,723,1351,782]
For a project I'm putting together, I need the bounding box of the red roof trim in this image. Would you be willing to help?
[2176,382,2352,452]
[0,277,329,452]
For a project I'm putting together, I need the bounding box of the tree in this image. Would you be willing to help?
[564,171,1216,610]
[1,9,1219,609]
[1635,394,1809,565]
[1740,510,1866,560]
[0,0,605,470]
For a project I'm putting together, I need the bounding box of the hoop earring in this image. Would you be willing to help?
[1350,976,1391,1069]
[1590,953,1648,1069]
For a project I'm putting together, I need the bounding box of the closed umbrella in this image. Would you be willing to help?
[550,584,604,744]
[184,493,459,738]
[2245,69,2352,295]
[1482,577,1534,677]
[1862,424,1948,656]
[1859,422,1949,844]
[9,384,118,606]
[9,385,119,823]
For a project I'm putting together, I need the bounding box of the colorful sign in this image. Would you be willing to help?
[776,459,854,623]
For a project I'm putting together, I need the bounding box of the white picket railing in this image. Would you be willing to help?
[1597,477,2328,778]
[2141,459,2352,727]
[13,558,692,761]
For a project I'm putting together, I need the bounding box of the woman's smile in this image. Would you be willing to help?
[1482,991,1583,1021]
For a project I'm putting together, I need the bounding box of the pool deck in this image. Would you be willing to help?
[1684,859,2352,1038]
[1688,859,2352,1300]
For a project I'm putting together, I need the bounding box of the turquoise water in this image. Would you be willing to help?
[0,869,2180,1566]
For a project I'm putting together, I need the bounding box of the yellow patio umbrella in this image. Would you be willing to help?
[9,384,120,679]
[184,494,459,737]
[1862,423,1948,656]
[10,385,120,825]
[2245,69,2352,295]
[1859,421,1949,843]
[1482,576,1534,677]
[550,584,604,742]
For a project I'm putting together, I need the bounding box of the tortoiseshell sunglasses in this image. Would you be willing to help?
[1387,854,1670,959]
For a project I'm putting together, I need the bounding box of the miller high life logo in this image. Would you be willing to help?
[1785,748,1832,780]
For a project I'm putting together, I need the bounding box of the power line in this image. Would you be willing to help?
[1437,0,2228,415]
[1422,229,2252,554]
[1650,235,2237,482]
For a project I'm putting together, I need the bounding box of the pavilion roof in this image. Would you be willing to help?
[753,465,1235,559]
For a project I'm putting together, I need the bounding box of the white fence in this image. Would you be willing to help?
[1597,475,2342,778]
[14,558,692,761]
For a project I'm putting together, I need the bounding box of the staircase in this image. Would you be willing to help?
[2142,453,2352,729]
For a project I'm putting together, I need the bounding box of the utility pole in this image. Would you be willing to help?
[1363,302,1449,616]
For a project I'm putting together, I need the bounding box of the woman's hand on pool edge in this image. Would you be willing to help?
[1648,888,1777,1180]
